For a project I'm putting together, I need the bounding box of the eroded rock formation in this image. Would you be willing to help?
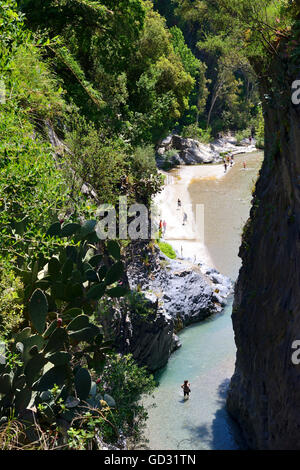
[156,134,256,169]
[114,241,232,371]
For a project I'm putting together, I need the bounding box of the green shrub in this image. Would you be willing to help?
[65,117,162,206]
[127,290,155,318]
[181,124,212,143]
[130,145,157,178]
[98,354,155,445]
[0,107,70,264]
[254,106,265,149]
[0,262,24,339]
[235,128,251,145]
[10,44,66,120]
[158,242,176,259]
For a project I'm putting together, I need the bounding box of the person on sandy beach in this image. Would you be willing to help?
[177,198,182,210]
[159,220,163,237]
[163,220,167,236]
[181,380,191,399]
[224,161,227,173]
[183,212,188,225]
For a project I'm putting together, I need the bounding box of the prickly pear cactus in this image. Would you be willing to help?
[0,220,127,425]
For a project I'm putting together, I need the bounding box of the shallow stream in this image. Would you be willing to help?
[144,152,263,450]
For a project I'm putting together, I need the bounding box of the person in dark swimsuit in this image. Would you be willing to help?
[181,380,191,399]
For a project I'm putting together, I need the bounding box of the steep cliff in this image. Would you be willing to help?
[227,31,300,449]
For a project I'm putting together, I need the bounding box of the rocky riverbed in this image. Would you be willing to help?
[114,241,233,372]
[113,140,259,372]
[156,134,257,168]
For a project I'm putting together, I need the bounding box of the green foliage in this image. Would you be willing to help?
[164,0,264,134]
[65,116,162,205]
[132,156,163,201]
[0,108,72,265]
[126,290,155,319]
[19,0,145,73]
[158,242,177,259]
[49,43,104,110]
[170,26,201,78]
[17,0,195,144]
[9,44,65,120]
[254,105,265,149]
[98,354,155,444]
[0,262,23,338]
[124,2,195,143]
[235,128,252,145]
[0,222,128,431]
[64,118,130,206]
[181,124,212,143]
[0,0,27,71]
[130,145,157,181]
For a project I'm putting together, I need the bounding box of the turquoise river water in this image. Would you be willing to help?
[143,152,263,450]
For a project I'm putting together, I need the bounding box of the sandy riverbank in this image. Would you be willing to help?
[154,162,234,267]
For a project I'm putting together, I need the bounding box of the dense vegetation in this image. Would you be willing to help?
[0,0,298,450]
[0,0,161,449]
[153,0,265,139]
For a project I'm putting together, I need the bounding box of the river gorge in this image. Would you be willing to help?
[143,151,263,450]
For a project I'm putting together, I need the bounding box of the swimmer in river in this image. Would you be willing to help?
[181,380,191,399]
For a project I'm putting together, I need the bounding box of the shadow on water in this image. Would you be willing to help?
[182,379,247,450]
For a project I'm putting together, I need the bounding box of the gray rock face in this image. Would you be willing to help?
[127,243,233,325]
[115,242,232,371]
[226,62,300,448]
[156,134,218,168]
[156,134,257,169]
[113,293,174,372]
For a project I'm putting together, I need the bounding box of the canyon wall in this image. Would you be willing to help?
[227,41,300,449]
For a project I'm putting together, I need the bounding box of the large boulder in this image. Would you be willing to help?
[156,134,221,167]
[156,133,257,169]
[112,241,232,372]
[126,242,233,326]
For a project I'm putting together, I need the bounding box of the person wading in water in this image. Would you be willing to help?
[181,380,191,399]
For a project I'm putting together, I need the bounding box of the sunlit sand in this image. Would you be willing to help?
[153,163,233,267]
